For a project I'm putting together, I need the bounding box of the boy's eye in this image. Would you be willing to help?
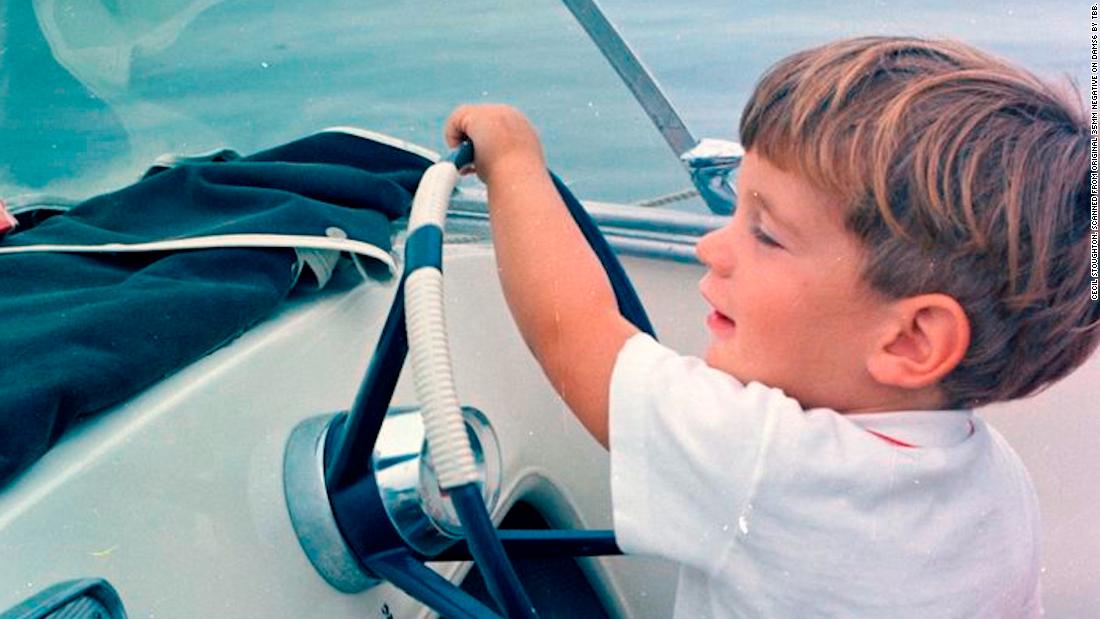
[751,225,783,249]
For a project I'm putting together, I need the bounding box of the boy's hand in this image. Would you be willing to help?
[442,103,637,448]
[444,104,545,183]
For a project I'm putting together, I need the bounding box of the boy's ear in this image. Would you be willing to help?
[866,294,971,391]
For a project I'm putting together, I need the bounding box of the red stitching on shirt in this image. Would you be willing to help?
[865,429,918,448]
[865,419,973,448]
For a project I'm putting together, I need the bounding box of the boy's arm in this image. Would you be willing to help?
[445,104,638,448]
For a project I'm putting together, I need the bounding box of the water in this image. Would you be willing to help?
[0,0,1085,209]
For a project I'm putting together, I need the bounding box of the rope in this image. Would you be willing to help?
[634,187,699,208]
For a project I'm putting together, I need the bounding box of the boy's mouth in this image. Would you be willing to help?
[699,281,736,336]
[706,309,736,336]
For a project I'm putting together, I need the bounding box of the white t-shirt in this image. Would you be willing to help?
[609,333,1041,618]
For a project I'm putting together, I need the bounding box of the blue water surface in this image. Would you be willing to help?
[0,0,1084,209]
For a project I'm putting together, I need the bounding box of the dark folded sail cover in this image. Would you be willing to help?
[0,130,433,487]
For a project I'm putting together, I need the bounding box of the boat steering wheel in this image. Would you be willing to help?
[284,143,655,618]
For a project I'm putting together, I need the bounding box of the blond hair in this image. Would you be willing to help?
[740,36,1099,408]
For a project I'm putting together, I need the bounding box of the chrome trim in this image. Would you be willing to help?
[284,408,502,588]
[375,406,502,557]
[681,138,744,215]
[283,414,377,593]
[448,193,725,263]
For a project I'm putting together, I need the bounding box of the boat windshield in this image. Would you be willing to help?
[0,1,1081,214]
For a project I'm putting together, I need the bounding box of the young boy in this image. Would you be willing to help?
[444,36,1097,617]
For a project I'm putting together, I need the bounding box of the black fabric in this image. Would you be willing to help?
[0,131,432,487]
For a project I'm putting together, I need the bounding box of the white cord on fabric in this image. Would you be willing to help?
[0,233,397,274]
[404,162,480,490]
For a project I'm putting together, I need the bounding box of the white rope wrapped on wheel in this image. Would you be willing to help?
[404,161,481,490]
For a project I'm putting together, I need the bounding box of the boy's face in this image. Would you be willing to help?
[696,151,892,411]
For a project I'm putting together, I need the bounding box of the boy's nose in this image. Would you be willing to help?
[696,225,734,275]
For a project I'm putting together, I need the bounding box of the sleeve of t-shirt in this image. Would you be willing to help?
[608,332,806,574]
